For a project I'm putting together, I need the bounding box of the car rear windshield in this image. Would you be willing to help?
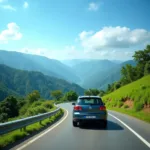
[77,98,103,105]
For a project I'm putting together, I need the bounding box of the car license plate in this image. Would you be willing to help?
[85,116,96,118]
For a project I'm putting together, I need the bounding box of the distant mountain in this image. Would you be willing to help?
[0,64,85,101]
[61,59,88,67]
[82,60,136,90]
[72,59,118,82]
[61,59,123,67]
[110,60,123,64]
[0,50,80,83]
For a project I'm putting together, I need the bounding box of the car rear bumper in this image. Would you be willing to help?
[73,111,107,122]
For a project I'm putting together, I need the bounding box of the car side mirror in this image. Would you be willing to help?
[72,102,76,105]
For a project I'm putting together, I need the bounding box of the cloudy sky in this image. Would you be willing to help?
[0,0,150,60]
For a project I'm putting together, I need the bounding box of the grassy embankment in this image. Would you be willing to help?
[102,75,150,123]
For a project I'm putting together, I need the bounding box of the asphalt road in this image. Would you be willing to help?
[11,103,150,150]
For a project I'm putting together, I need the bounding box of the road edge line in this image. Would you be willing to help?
[108,113,150,148]
[16,109,69,150]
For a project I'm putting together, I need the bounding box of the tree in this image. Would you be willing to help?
[27,90,40,103]
[84,89,100,96]
[113,82,121,90]
[64,91,78,101]
[0,96,19,122]
[133,45,150,64]
[99,90,105,97]
[132,45,150,78]
[121,64,137,84]
[107,84,112,92]
[50,90,63,101]
[84,90,92,96]
[144,61,150,75]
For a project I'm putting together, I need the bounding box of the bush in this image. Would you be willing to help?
[123,105,129,109]
[42,101,53,109]
[25,106,48,116]
[19,104,29,116]
[140,85,147,90]
[117,101,124,108]
[134,101,144,112]
[109,101,117,107]
[31,101,43,107]
[0,113,8,123]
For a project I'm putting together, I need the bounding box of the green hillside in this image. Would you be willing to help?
[102,75,150,122]
[0,64,84,101]
[0,50,80,83]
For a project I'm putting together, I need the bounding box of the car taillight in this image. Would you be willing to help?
[99,106,106,111]
[74,105,82,111]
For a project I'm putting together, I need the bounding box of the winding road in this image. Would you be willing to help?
[11,103,150,150]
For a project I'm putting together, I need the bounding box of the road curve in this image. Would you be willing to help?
[11,103,150,150]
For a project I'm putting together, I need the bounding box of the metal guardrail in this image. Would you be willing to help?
[0,107,60,135]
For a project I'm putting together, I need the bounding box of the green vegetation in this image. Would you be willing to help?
[108,107,150,123]
[0,89,66,148]
[84,89,105,97]
[102,45,150,123]
[103,75,150,106]
[50,90,63,101]
[55,90,78,104]
[103,75,150,123]
[0,50,80,84]
[0,64,84,101]
[0,90,56,123]
[0,109,64,149]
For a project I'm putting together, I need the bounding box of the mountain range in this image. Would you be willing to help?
[0,64,84,101]
[0,50,136,99]
[0,50,80,83]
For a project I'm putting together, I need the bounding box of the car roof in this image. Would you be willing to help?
[78,95,100,98]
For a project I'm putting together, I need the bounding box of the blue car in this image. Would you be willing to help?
[72,96,107,127]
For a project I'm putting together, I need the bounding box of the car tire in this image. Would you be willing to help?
[103,120,107,128]
[73,121,78,127]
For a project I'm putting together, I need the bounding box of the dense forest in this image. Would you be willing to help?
[0,64,84,101]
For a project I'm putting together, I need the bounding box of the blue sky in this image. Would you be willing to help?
[0,0,150,60]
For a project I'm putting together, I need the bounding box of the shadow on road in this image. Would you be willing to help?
[79,120,124,130]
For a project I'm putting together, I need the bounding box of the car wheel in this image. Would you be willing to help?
[103,120,107,128]
[73,121,78,127]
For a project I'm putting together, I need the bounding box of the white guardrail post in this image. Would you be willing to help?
[0,105,60,135]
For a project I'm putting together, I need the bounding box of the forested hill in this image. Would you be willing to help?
[0,50,80,83]
[0,64,84,101]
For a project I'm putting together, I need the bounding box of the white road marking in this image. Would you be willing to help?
[16,109,69,150]
[108,113,150,148]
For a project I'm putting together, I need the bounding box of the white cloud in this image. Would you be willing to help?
[23,1,28,8]
[78,26,150,51]
[88,2,99,11]
[0,22,22,43]
[1,5,16,11]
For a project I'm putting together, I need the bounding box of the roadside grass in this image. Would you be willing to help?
[0,109,64,149]
[108,107,150,123]
[102,75,150,123]
[103,75,150,105]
